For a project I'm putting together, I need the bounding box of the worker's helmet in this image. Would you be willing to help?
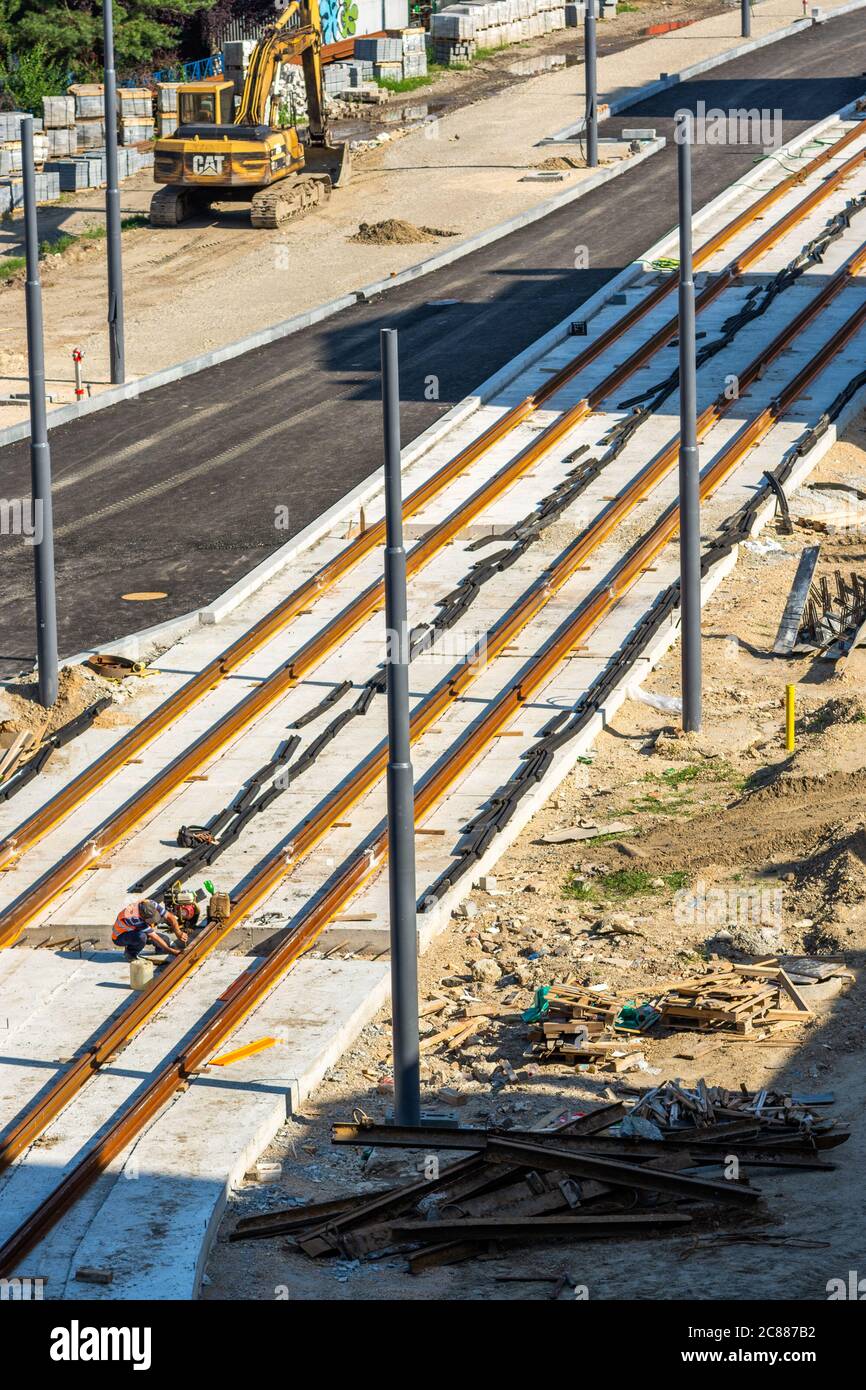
[138,900,161,924]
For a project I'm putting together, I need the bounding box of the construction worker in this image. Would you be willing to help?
[112,898,189,961]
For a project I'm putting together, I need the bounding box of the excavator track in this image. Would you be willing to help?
[149,187,209,228]
[249,175,330,229]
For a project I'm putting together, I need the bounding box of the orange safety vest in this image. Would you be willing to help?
[112,901,162,942]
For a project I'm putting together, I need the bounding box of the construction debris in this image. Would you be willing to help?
[773,545,821,654]
[522,962,815,1070]
[796,568,866,653]
[630,1080,842,1141]
[656,961,811,1036]
[232,1091,847,1270]
[523,983,658,1070]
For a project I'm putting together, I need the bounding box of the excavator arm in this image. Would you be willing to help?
[235,0,331,148]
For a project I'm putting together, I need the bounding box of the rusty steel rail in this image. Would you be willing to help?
[2,189,865,1172]
[3,129,864,952]
[0,120,862,919]
[2,238,865,1250]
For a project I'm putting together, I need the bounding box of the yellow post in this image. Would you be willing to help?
[785,684,796,752]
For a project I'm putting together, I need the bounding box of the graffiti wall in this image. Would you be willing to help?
[319,0,408,44]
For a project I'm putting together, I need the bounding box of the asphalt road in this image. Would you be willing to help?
[2,10,866,670]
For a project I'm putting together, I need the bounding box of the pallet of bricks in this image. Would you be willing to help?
[0,112,58,213]
[430,0,569,66]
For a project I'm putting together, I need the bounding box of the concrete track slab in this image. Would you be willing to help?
[2,955,389,1297]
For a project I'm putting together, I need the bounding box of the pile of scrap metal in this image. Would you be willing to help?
[524,961,814,1070]
[797,568,866,660]
[230,1097,847,1270]
[775,548,866,660]
[628,1080,842,1142]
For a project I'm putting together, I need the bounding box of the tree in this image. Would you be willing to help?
[3,2,218,79]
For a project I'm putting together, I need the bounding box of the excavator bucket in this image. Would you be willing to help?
[304,139,351,188]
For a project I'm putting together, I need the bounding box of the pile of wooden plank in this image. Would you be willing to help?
[526,963,814,1067]
[656,961,811,1036]
[525,985,656,1069]
[229,1096,847,1270]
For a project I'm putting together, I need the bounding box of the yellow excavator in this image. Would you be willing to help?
[150,0,350,229]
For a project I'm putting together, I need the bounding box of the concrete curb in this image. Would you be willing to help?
[0,293,357,450]
[544,0,866,143]
[58,95,865,665]
[354,136,664,300]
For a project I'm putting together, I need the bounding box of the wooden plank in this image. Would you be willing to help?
[419,1017,484,1053]
[0,730,31,780]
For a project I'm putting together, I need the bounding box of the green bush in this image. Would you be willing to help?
[0,42,66,115]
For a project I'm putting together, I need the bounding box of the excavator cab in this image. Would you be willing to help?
[177,81,236,128]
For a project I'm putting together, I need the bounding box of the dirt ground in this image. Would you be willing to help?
[0,0,730,420]
[0,662,119,739]
[204,407,866,1302]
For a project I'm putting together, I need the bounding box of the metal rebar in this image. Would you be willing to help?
[103,0,125,383]
[741,0,752,38]
[21,117,58,710]
[584,0,598,168]
[380,327,421,1127]
[676,112,702,733]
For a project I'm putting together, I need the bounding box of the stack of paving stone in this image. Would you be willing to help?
[430,0,570,62]
[398,27,428,79]
[117,87,155,144]
[323,60,355,96]
[43,144,153,194]
[222,38,257,98]
[156,83,181,138]
[0,112,56,213]
[354,34,404,84]
[42,95,77,158]
[69,83,107,149]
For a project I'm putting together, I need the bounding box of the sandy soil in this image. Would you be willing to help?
[0,0,763,421]
[0,662,119,739]
[203,406,866,1302]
